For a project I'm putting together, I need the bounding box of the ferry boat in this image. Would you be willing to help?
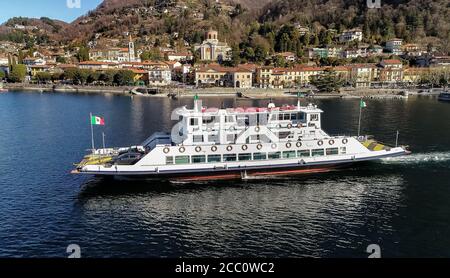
[438,91,450,102]
[72,97,411,181]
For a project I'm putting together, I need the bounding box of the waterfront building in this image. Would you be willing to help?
[78,61,120,70]
[347,64,378,88]
[194,29,232,62]
[378,59,404,83]
[195,65,252,88]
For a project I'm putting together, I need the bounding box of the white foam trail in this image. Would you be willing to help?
[381,152,450,164]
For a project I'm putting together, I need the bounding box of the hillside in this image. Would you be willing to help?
[1,0,449,54]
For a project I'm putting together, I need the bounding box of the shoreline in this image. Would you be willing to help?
[3,83,440,99]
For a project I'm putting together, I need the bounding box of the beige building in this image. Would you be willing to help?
[194,30,231,62]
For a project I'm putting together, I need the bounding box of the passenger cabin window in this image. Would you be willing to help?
[175,156,190,164]
[326,148,339,156]
[268,152,281,159]
[208,155,221,163]
[238,153,252,161]
[202,116,216,124]
[192,155,206,164]
[297,150,310,157]
[283,151,296,159]
[223,154,237,162]
[253,153,267,160]
[166,156,174,164]
[311,149,324,157]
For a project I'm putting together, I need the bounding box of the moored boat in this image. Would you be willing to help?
[72,97,411,181]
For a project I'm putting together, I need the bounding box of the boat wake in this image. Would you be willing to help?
[381,152,450,166]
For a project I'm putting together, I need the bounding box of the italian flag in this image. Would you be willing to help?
[360,100,367,108]
[91,115,105,126]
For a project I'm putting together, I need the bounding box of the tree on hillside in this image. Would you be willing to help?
[76,47,89,62]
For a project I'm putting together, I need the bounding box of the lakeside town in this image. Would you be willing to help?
[1,17,450,96]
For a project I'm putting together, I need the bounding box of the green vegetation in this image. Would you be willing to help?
[0,70,5,80]
[310,69,345,93]
[8,64,27,83]
[61,68,135,86]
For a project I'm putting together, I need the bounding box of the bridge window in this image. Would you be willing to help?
[312,149,324,157]
[298,150,310,157]
[283,151,296,158]
[238,153,252,161]
[310,114,319,121]
[268,152,281,159]
[192,155,206,164]
[223,154,237,162]
[175,156,190,164]
[208,155,222,163]
[326,148,339,155]
[253,153,267,160]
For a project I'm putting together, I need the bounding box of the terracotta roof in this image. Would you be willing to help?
[382,59,402,64]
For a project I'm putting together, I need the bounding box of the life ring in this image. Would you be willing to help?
[179,146,186,153]
[271,143,277,150]
[318,140,324,146]
[342,138,348,144]
[211,146,218,152]
[329,139,335,145]
[226,145,233,152]
[195,146,202,153]
[296,142,302,148]
[287,124,292,129]
[242,145,248,151]
[163,147,170,154]
[255,126,261,133]
[286,142,292,149]
[257,144,263,150]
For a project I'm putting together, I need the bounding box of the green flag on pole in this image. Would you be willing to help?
[360,100,367,108]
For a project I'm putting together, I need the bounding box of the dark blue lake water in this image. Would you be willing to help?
[0,91,449,258]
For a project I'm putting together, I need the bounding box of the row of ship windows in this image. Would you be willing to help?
[166,147,346,165]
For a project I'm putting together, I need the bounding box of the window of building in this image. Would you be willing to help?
[268,152,281,159]
[253,152,267,160]
[175,156,190,164]
[190,118,198,126]
[192,155,206,164]
[297,150,310,157]
[326,148,339,156]
[283,151,296,159]
[166,156,174,164]
[193,135,204,143]
[312,149,324,157]
[238,153,252,161]
[208,155,221,163]
[223,154,237,162]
